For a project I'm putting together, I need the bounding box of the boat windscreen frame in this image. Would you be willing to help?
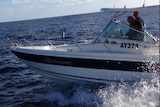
[101,20,157,43]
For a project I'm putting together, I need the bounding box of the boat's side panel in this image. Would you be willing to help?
[22,59,152,83]
[12,49,152,72]
[11,47,159,82]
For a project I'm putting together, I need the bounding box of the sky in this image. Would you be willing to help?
[0,0,159,22]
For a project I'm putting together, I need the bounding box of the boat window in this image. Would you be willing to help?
[108,23,130,39]
[102,22,117,38]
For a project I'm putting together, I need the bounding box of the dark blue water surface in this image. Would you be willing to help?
[0,6,159,107]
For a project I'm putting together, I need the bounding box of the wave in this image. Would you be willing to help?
[18,74,159,107]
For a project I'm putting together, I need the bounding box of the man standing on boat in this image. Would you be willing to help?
[127,16,144,40]
[127,16,142,31]
[133,11,146,31]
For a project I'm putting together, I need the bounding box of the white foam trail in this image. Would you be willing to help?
[97,77,159,107]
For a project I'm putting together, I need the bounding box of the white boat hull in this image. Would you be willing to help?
[10,17,160,83]
[21,59,154,83]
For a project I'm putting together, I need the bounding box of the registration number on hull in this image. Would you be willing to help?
[120,43,139,49]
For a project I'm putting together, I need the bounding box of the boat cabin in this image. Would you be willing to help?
[94,20,159,55]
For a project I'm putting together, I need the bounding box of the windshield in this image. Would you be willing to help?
[102,21,156,43]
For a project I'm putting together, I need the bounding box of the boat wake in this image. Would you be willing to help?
[31,74,159,107]
[98,77,159,107]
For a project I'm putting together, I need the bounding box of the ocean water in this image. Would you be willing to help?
[0,6,159,107]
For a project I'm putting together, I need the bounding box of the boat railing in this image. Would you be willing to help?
[7,35,57,49]
[47,41,57,49]
[7,37,23,48]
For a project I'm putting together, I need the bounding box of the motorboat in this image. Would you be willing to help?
[10,8,160,83]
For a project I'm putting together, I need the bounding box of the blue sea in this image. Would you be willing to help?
[0,6,159,107]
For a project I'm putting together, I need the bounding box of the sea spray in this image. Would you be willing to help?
[97,77,159,107]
